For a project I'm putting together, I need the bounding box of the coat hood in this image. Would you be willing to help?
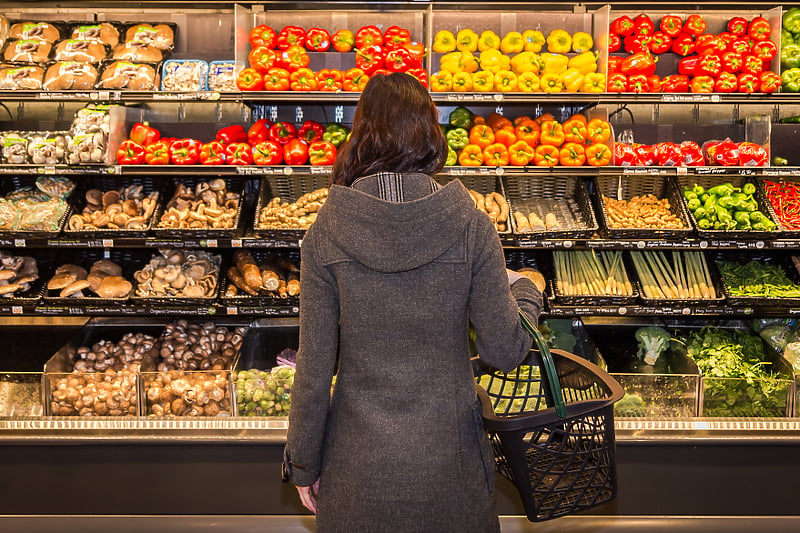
[315,174,474,273]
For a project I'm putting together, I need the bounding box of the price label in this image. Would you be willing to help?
[227,307,238,315]
[14,239,25,247]
[11,306,22,314]
[231,239,243,248]
[204,239,218,248]
[102,239,114,248]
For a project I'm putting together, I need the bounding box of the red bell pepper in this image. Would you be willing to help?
[727,17,748,37]
[624,34,651,54]
[656,142,682,166]
[237,68,263,91]
[737,142,768,166]
[332,29,355,52]
[607,73,628,92]
[249,24,277,49]
[289,68,317,91]
[635,144,658,166]
[305,28,330,52]
[608,33,621,53]
[199,140,226,165]
[741,55,764,76]
[648,31,672,54]
[690,75,714,93]
[680,141,704,166]
[696,36,726,56]
[705,140,739,166]
[659,15,684,38]
[248,46,278,73]
[355,25,383,48]
[729,37,752,55]
[662,74,689,92]
[277,25,306,50]
[247,119,271,146]
[608,56,623,74]
[343,68,369,92]
[168,139,202,165]
[678,56,699,76]
[269,122,297,145]
[252,140,283,165]
[129,122,160,146]
[614,143,637,166]
[385,47,418,72]
[610,15,635,37]
[283,138,309,165]
[684,14,706,36]
[216,125,248,145]
[695,54,722,77]
[721,51,743,74]
[647,74,662,93]
[225,142,253,166]
[671,33,696,56]
[715,71,739,93]
[308,141,337,165]
[384,26,411,50]
[116,139,145,165]
[355,45,384,75]
[752,40,778,62]
[403,41,426,65]
[633,14,655,36]
[620,51,657,76]
[405,67,428,88]
[144,140,170,165]
[747,17,771,42]
[279,45,310,72]
[718,32,736,48]
[298,120,325,143]
[627,73,649,93]
[263,68,290,91]
[759,70,781,93]
[737,72,759,93]
[316,69,343,91]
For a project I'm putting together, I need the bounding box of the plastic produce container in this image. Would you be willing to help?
[0,372,43,417]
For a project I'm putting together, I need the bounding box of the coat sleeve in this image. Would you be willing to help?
[285,230,339,487]
[468,216,542,373]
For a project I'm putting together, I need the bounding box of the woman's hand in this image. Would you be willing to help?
[296,479,320,514]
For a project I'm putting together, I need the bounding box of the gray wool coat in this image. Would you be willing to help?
[285,173,543,532]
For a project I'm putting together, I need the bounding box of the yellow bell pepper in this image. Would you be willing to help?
[452,71,474,92]
[567,51,598,75]
[456,28,479,52]
[517,71,540,92]
[431,70,453,91]
[510,51,540,75]
[500,31,524,54]
[440,50,478,74]
[539,52,569,75]
[479,48,510,74]
[472,70,494,92]
[559,67,584,93]
[571,31,594,53]
[540,72,564,93]
[478,30,501,51]
[522,29,545,52]
[494,70,517,92]
[580,72,605,93]
[546,29,572,54]
[433,30,457,53]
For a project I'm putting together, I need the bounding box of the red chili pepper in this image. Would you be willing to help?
[247,119,272,146]
[308,141,337,165]
[225,142,253,165]
[737,72,759,93]
[237,67,263,91]
[607,73,628,92]
[671,32,696,56]
[662,74,689,93]
[116,139,145,165]
[764,182,800,229]
[199,140,226,165]
[648,31,672,54]
[727,17,748,37]
[250,25,277,49]
[689,75,715,93]
[680,141,705,165]
[608,33,621,53]
[145,140,170,165]
[252,140,283,165]
[216,124,248,145]
[283,138,309,165]
[298,120,325,143]
[721,50,743,74]
[269,122,297,145]
[759,70,781,93]
[610,16,635,37]
[332,29,355,52]
[684,14,706,36]
[741,54,764,76]
[355,45,385,75]
[715,71,739,93]
[383,26,411,50]
[355,25,383,48]
[737,142,768,166]
[248,46,278,73]
[168,139,202,165]
[695,54,722,77]
[305,28,330,52]
[129,122,160,146]
[752,40,778,62]
[277,25,306,50]
[747,17,771,42]
[632,14,655,36]
[659,15,684,38]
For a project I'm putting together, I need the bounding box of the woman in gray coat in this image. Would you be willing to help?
[284,72,543,532]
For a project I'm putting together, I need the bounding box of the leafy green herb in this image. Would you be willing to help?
[716,260,800,298]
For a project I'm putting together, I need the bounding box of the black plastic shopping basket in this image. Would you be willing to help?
[474,311,624,522]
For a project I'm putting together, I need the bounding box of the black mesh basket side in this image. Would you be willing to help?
[252,175,330,239]
[434,175,512,234]
[626,250,726,305]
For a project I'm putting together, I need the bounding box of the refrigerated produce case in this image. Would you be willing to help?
[1,0,800,524]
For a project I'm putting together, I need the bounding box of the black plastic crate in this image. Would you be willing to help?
[435,175,512,235]
[544,249,639,306]
[252,175,329,240]
[220,249,301,309]
[0,249,56,304]
[757,176,800,238]
[130,249,222,305]
[712,251,800,307]
[627,250,726,306]
[0,175,72,239]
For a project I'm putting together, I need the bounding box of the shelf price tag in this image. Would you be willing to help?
[14,239,25,247]
[11,306,22,315]
[203,239,218,248]
[227,307,238,315]
[102,239,113,248]
[231,239,243,248]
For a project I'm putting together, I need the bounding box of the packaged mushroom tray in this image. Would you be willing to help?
[132,249,221,303]
[222,250,300,307]
[253,175,329,240]
[43,251,137,303]
[0,175,72,237]
[153,177,242,238]
[65,179,160,237]
[436,175,511,234]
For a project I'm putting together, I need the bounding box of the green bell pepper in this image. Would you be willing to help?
[445,145,457,166]
[449,106,474,130]
[784,7,800,35]
[781,68,800,93]
[783,29,796,48]
[446,127,469,150]
[782,44,800,70]
[322,123,350,147]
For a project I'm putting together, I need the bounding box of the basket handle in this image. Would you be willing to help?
[519,310,567,418]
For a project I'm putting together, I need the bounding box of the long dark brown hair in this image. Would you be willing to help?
[330,72,448,186]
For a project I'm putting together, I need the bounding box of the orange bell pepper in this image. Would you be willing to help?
[469,124,495,149]
[514,119,540,146]
[563,119,587,144]
[533,144,559,166]
[473,116,486,125]
[458,144,484,166]
[483,143,510,166]
[343,68,369,91]
[534,112,555,125]
[565,113,587,125]
[559,142,586,166]
[486,112,513,131]
[494,127,517,147]
[508,141,535,166]
[513,115,533,126]
[585,142,612,166]
[587,118,612,144]
[539,120,565,146]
